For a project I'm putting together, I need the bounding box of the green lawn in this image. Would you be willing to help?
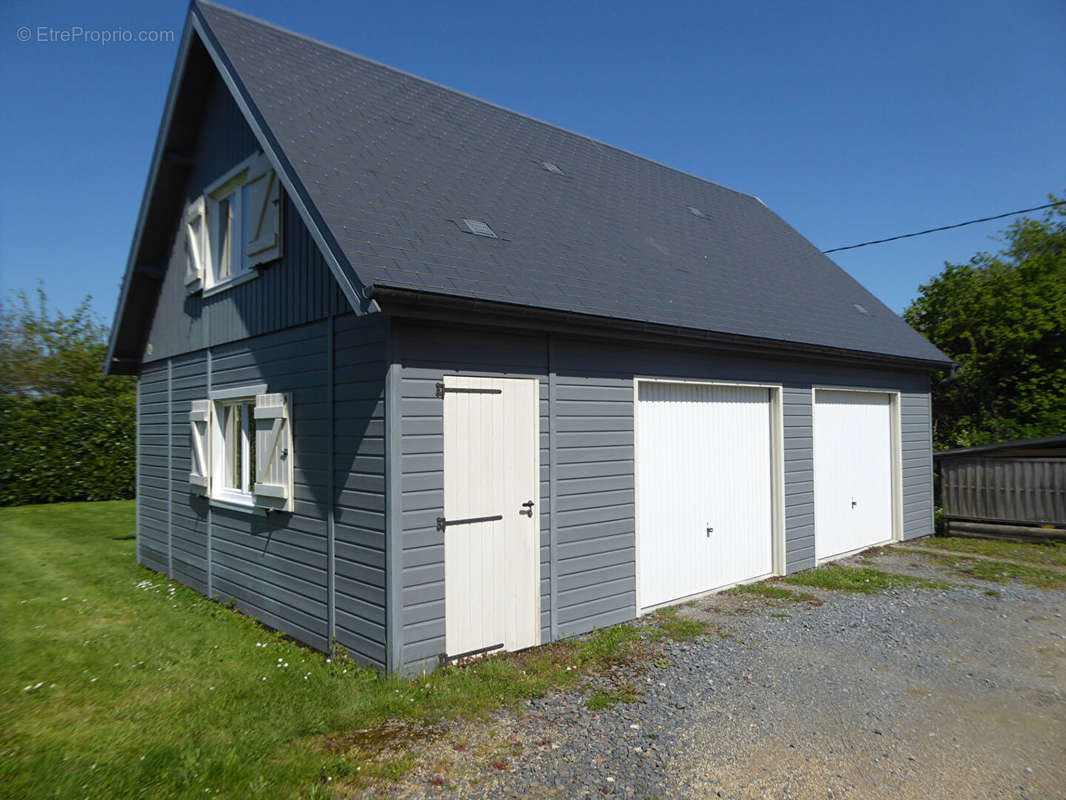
[0,501,708,799]
[929,535,1066,568]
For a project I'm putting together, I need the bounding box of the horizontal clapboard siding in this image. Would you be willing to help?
[394,323,552,673]
[332,314,388,669]
[138,361,170,575]
[900,391,934,539]
[389,320,936,674]
[206,321,333,650]
[170,352,209,593]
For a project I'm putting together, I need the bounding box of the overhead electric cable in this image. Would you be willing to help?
[823,200,1066,254]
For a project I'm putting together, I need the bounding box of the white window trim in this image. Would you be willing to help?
[208,384,268,513]
[200,154,261,295]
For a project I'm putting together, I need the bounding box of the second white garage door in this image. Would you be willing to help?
[813,390,896,561]
[637,382,775,609]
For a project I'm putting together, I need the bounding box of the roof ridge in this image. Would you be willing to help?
[194,0,763,206]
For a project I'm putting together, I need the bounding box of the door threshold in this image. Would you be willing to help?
[816,538,895,565]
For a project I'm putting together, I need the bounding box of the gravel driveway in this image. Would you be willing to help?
[374,548,1066,799]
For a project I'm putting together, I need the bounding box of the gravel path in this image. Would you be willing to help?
[373,549,1066,799]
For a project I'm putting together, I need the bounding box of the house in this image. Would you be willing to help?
[935,435,1066,539]
[106,1,951,675]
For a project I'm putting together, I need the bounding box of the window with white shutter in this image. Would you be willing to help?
[184,197,206,293]
[253,393,293,512]
[198,384,292,514]
[243,152,282,268]
[187,152,283,296]
[189,399,210,493]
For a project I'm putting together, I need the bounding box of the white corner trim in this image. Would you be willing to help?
[210,383,268,401]
[201,269,259,297]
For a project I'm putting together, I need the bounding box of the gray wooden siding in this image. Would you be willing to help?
[141,74,349,364]
[134,314,388,666]
[137,361,170,575]
[392,327,552,672]
[391,321,934,674]
[332,314,389,669]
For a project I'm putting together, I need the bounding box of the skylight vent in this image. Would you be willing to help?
[853,303,869,315]
[542,161,564,175]
[687,206,706,218]
[463,218,497,238]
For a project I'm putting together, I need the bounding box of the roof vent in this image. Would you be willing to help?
[542,161,564,175]
[462,218,497,238]
[853,303,869,315]
[687,206,705,218]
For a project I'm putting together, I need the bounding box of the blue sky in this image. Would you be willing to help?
[2,0,1063,326]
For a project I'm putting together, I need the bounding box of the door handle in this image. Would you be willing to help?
[520,500,535,517]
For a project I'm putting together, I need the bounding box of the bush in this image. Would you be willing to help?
[0,394,135,505]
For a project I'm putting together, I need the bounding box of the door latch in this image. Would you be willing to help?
[706,525,714,537]
[851,499,857,508]
[520,500,535,517]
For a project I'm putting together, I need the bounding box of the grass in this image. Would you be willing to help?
[725,581,820,604]
[935,557,1066,590]
[584,683,641,710]
[929,535,1066,568]
[646,606,712,641]
[0,501,704,799]
[784,565,952,594]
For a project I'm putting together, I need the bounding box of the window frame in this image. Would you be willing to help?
[201,157,258,296]
[209,383,268,512]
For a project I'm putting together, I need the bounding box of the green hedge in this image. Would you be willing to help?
[0,394,135,506]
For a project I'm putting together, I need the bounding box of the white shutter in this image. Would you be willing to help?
[189,399,210,493]
[253,392,293,511]
[243,153,282,268]
[184,197,206,293]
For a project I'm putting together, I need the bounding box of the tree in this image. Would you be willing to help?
[904,196,1066,449]
[0,285,134,398]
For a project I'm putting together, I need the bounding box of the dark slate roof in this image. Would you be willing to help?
[192,1,949,365]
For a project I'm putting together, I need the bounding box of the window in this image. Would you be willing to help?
[184,152,282,295]
[192,384,294,513]
[220,399,255,494]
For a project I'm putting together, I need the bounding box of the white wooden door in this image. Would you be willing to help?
[637,382,774,609]
[814,390,894,561]
[443,376,540,657]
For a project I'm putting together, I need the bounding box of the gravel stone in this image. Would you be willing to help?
[372,549,1066,799]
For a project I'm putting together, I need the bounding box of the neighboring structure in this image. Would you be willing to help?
[936,435,1066,538]
[106,1,951,674]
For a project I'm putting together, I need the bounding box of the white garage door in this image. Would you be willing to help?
[814,390,895,561]
[637,382,774,609]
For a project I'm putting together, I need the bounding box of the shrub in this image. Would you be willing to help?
[0,394,135,505]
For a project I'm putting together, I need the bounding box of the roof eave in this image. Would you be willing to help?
[366,283,955,372]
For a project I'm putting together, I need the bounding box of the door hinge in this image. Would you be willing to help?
[436,383,503,399]
[436,514,504,532]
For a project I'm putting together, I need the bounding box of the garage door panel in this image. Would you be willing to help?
[814,390,894,561]
[637,382,774,609]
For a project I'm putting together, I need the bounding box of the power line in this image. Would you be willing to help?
[823,200,1065,254]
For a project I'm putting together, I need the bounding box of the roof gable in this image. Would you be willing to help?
[110,1,950,371]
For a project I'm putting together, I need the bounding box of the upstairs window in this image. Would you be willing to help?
[183,151,282,295]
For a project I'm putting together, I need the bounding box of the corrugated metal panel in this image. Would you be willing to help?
[141,74,349,364]
[941,458,1066,525]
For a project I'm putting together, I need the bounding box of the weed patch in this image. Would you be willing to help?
[726,581,821,604]
[930,536,1066,568]
[937,558,1065,590]
[785,566,952,594]
[585,683,641,710]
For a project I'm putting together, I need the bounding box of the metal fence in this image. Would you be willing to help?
[939,457,1066,526]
